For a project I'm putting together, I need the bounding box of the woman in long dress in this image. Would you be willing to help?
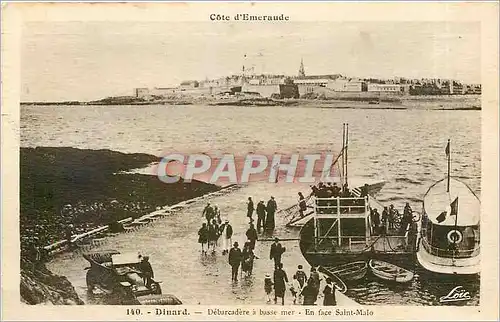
[322,277,337,306]
[198,223,209,254]
[241,242,255,276]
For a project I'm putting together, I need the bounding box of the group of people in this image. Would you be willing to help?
[247,196,278,232]
[198,202,234,254]
[370,202,414,235]
[310,182,356,199]
[264,263,337,306]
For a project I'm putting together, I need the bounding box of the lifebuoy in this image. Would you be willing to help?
[447,230,463,244]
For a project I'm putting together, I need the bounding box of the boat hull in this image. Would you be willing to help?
[369,260,414,283]
[416,240,480,275]
[299,219,417,271]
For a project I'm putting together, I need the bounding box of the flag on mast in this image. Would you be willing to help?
[445,141,450,156]
[450,197,459,217]
[435,197,459,223]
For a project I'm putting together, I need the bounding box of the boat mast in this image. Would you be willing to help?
[341,123,345,183]
[446,139,451,192]
[345,123,349,187]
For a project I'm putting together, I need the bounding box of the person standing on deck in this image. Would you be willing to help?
[228,242,242,282]
[245,223,258,250]
[332,183,341,197]
[371,208,381,235]
[322,277,337,306]
[360,183,369,198]
[269,237,286,269]
[256,200,267,232]
[389,204,398,230]
[220,219,233,255]
[298,192,307,217]
[198,223,209,254]
[273,263,289,305]
[247,197,255,223]
[266,196,278,230]
[381,207,390,235]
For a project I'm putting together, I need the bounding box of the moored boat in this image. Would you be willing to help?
[416,139,480,275]
[323,261,368,281]
[416,178,480,275]
[369,259,414,283]
[317,266,348,293]
[299,124,418,270]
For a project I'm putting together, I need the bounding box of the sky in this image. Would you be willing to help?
[21,21,481,102]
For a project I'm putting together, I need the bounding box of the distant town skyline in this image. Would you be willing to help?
[22,21,481,102]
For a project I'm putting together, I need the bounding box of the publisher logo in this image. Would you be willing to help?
[439,286,471,303]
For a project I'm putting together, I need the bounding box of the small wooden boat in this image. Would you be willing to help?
[324,261,368,281]
[318,266,347,293]
[369,259,414,283]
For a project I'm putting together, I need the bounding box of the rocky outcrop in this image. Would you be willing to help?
[20,260,84,305]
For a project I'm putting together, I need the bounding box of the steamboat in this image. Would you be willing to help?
[416,140,480,275]
[298,124,419,270]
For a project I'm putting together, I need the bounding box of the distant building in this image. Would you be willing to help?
[367,84,403,93]
[298,58,306,78]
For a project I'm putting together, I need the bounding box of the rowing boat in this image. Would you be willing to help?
[318,266,348,293]
[369,259,414,283]
[325,261,368,281]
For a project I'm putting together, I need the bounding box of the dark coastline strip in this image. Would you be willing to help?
[46,184,240,257]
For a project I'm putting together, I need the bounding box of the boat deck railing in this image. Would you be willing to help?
[314,197,368,215]
[308,234,411,254]
[421,237,480,258]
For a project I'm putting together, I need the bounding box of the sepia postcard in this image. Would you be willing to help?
[1,2,499,321]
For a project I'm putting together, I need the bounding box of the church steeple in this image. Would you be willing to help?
[298,58,306,77]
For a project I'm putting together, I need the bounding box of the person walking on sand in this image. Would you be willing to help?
[245,223,258,250]
[256,200,267,232]
[269,237,286,269]
[198,223,209,254]
[266,196,278,230]
[202,203,215,223]
[308,267,321,304]
[273,263,288,305]
[323,277,337,306]
[247,197,255,223]
[220,219,233,255]
[301,278,316,305]
[289,274,303,305]
[241,242,256,277]
[228,242,242,282]
[295,265,307,289]
[264,273,274,303]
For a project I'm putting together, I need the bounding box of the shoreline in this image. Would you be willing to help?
[20,147,221,256]
[21,95,481,110]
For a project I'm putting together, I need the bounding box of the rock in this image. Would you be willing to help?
[20,259,84,305]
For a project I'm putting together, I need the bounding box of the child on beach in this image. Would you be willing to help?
[264,274,274,303]
[289,274,302,305]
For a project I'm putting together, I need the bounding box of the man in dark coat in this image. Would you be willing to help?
[269,237,286,268]
[247,197,254,223]
[273,263,289,305]
[202,203,215,223]
[228,242,242,282]
[266,196,277,230]
[256,200,267,232]
[245,223,258,250]
[139,256,154,288]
